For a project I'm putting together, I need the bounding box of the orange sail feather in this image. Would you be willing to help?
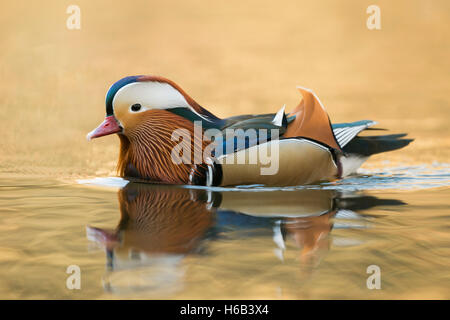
[284,87,341,151]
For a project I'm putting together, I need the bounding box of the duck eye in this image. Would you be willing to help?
[131,103,142,112]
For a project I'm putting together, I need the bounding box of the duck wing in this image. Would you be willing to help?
[332,120,377,148]
[213,106,294,156]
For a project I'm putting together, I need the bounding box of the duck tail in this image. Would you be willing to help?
[342,133,413,157]
[338,134,413,177]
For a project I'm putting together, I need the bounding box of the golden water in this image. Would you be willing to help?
[0,0,449,299]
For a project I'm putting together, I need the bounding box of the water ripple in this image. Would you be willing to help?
[77,163,450,192]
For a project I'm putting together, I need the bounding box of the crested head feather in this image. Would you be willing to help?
[105,75,141,116]
[106,75,220,122]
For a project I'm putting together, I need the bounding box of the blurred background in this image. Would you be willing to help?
[0,0,449,178]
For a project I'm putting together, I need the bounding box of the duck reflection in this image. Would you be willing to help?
[87,184,218,268]
[87,182,404,295]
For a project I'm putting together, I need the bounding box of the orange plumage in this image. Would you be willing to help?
[117,109,207,184]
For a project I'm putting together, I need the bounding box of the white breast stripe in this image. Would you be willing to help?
[113,81,213,122]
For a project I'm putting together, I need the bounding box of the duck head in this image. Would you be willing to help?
[87,75,220,183]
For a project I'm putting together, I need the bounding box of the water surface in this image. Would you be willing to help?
[0,165,448,299]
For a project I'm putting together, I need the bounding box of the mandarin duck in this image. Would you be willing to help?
[87,75,412,186]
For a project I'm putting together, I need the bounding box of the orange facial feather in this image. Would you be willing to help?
[117,109,208,183]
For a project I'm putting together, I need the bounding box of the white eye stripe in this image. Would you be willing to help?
[114,82,190,111]
[112,81,212,121]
